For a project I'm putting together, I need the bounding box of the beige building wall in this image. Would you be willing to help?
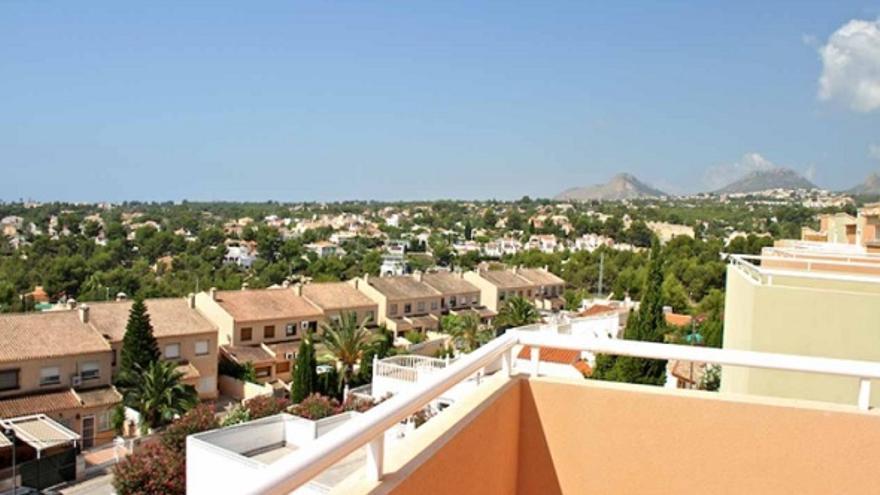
[353,279,390,325]
[462,272,501,312]
[0,351,113,400]
[194,292,236,345]
[722,264,880,407]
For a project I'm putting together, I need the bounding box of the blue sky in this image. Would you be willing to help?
[2,1,879,201]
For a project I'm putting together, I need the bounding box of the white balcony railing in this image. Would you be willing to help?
[242,328,880,495]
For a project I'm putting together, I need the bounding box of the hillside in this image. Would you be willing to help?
[555,173,667,201]
[714,168,816,194]
[847,172,880,195]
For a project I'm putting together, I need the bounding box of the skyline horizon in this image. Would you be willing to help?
[3,2,879,202]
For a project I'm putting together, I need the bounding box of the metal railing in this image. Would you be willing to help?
[243,329,880,495]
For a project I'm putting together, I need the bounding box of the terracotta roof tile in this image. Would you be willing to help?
[517,268,566,286]
[0,389,82,418]
[221,344,276,365]
[367,276,441,300]
[665,313,693,328]
[477,270,531,289]
[421,273,480,296]
[517,346,581,364]
[302,283,377,311]
[580,304,616,317]
[75,386,123,409]
[214,289,322,322]
[0,311,111,363]
[88,298,217,342]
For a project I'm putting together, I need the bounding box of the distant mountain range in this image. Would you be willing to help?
[555,173,667,201]
[847,172,880,195]
[713,168,816,194]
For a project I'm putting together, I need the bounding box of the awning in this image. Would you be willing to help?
[221,344,275,365]
[0,414,80,455]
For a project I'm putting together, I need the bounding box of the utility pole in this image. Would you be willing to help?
[597,253,605,298]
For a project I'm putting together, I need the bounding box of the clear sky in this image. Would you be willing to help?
[2,1,879,202]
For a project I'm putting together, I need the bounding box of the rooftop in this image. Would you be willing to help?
[475,269,532,289]
[216,329,880,495]
[221,345,276,365]
[516,267,566,286]
[88,297,217,342]
[420,272,480,296]
[301,282,377,311]
[214,288,323,322]
[0,310,111,363]
[367,276,440,300]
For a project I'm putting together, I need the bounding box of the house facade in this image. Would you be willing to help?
[354,274,443,336]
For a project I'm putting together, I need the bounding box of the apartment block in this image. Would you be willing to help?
[421,272,496,324]
[722,248,880,407]
[799,203,880,253]
[354,274,442,336]
[301,282,378,325]
[0,308,121,449]
[87,297,219,399]
[464,266,565,312]
[195,287,323,383]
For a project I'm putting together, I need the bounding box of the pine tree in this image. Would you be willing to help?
[593,242,668,385]
[118,297,160,386]
[290,335,318,404]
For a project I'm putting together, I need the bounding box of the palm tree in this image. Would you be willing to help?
[321,312,375,388]
[442,312,491,353]
[125,360,198,432]
[494,296,540,333]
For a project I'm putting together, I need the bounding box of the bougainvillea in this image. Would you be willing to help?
[112,442,185,495]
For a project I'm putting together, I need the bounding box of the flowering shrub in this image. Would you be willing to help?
[221,404,251,427]
[245,394,290,420]
[341,395,376,413]
[112,442,185,495]
[161,404,219,453]
[290,393,340,420]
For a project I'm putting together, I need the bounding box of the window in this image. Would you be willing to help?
[264,325,276,339]
[472,295,479,304]
[389,304,398,316]
[98,411,111,432]
[241,327,253,341]
[365,311,375,323]
[431,300,438,310]
[499,291,506,301]
[255,366,271,378]
[417,301,426,313]
[276,361,290,374]
[449,296,457,307]
[195,340,209,356]
[286,323,296,337]
[404,303,412,314]
[301,321,311,330]
[111,349,117,367]
[0,369,20,391]
[164,343,181,360]
[40,366,61,386]
[80,362,100,381]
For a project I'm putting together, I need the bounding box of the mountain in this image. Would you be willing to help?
[847,172,880,195]
[714,168,816,194]
[555,173,668,201]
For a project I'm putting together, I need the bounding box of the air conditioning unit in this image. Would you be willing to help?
[71,375,82,387]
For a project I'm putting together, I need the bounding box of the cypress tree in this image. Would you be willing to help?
[118,297,160,385]
[593,242,668,385]
[290,335,317,404]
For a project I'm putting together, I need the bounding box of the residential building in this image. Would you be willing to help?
[858,202,880,252]
[195,287,323,383]
[302,282,378,325]
[0,308,121,448]
[801,212,858,244]
[722,248,880,407]
[464,266,565,312]
[224,243,257,268]
[527,234,559,254]
[354,274,442,336]
[305,240,340,258]
[646,221,695,244]
[87,297,219,399]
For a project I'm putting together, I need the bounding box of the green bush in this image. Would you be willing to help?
[404,330,426,344]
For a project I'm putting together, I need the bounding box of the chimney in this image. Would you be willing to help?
[513,265,520,274]
[66,299,77,310]
[78,304,90,324]
[241,282,249,291]
[187,293,196,309]
[364,274,370,285]
[282,280,290,288]
[543,265,549,271]
[414,271,423,283]
[115,292,127,301]
[294,283,303,296]
[663,305,673,314]
[209,287,218,301]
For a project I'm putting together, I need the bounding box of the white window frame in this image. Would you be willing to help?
[40,366,61,386]
[98,410,111,432]
[286,323,296,336]
[164,343,181,360]
[80,361,100,381]
[301,321,310,330]
[194,340,209,356]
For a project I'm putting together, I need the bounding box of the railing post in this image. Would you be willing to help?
[858,378,872,411]
[501,349,511,376]
[530,346,540,378]
[366,435,384,482]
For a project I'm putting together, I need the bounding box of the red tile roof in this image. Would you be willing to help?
[517,346,581,364]
[580,305,615,317]
[665,313,693,328]
[0,389,82,418]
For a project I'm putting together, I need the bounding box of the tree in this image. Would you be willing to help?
[661,274,690,313]
[441,312,491,353]
[290,334,318,404]
[126,360,198,432]
[321,312,375,389]
[592,242,668,386]
[118,297,160,387]
[494,296,540,333]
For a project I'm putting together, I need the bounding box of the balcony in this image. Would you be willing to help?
[189,329,880,495]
